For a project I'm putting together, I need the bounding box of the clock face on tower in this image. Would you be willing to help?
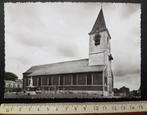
[94,33,101,46]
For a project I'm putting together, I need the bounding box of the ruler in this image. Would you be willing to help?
[0,101,147,114]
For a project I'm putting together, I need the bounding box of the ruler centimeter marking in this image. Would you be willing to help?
[0,101,147,114]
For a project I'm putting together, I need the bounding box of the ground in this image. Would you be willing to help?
[4,92,108,99]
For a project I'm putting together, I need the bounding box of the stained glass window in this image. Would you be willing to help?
[52,75,59,85]
[77,74,86,85]
[87,73,92,85]
[93,72,103,85]
[64,75,71,85]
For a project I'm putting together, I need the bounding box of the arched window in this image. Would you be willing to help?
[94,34,101,46]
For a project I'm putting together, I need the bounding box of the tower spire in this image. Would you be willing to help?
[89,8,107,35]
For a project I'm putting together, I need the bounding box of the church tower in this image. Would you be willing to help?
[89,8,113,95]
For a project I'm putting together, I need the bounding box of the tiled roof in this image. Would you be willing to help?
[24,59,105,76]
[89,8,107,34]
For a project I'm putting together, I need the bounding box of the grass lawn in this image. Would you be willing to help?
[4,92,105,99]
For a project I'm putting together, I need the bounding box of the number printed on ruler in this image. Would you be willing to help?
[0,101,147,114]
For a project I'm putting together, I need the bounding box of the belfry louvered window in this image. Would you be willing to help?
[94,34,101,46]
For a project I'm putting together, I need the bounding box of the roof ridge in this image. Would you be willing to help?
[24,58,105,76]
[31,58,88,68]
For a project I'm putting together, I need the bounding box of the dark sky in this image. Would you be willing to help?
[5,3,141,90]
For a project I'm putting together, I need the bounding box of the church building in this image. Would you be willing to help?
[23,8,114,96]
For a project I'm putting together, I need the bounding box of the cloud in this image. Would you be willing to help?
[114,73,140,90]
[58,44,78,58]
[118,3,140,19]
[15,33,50,48]
[113,66,140,77]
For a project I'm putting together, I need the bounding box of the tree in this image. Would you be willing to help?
[5,72,18,81]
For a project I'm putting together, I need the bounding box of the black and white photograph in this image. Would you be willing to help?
[4,2,141,99]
